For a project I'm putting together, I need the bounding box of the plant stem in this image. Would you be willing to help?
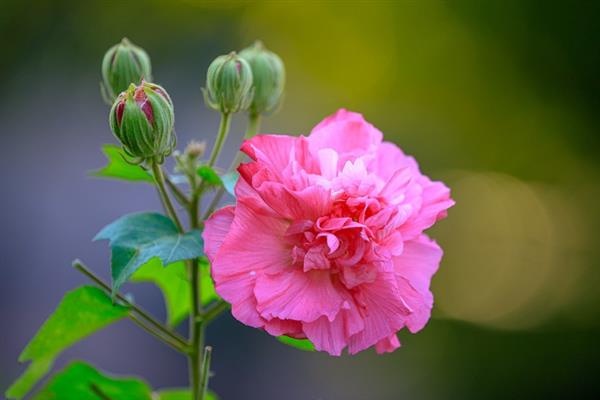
[202,300,230,323]
[129,313,188,353]
[189,257,202,400]
[188,176,203,400]
[151,162,184,232]
[206,112,232,168]
[72,260,188,350]
[202,112,261,220]
[165,172,190,207]
[199,346,213,400]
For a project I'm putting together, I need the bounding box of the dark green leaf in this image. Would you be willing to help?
[6,287,129,399]
[221,171,238,196]
[197,165,223,186]
[156,388,218,400]
[94,212,204,294]
[33,361,152,400]
[277,336,316,352]
[91,144,154,183]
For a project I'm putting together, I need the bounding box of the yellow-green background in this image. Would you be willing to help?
[1,1,599,399]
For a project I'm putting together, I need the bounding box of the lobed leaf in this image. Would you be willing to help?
[94,212,204,294]
[91,144,155,183]
[6,286,129,399]
[32,361,152,400]
[277,336,316,352]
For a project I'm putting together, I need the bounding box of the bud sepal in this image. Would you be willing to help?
[109,81,175,164]
[203,52,254,114]
[239,41,285,115]
[101,38,152,104]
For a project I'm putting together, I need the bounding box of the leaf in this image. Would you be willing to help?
[197,165,223,186]
[132,257,220,327]
[94,212,204,294]
[156,388,218,400]
[32,361,152,400]
[91,144,155,183]
[199,256,219,306]
[132,259,190,327]
[277,336,316,352]
[221,171,238,196]
[6,286,129,399]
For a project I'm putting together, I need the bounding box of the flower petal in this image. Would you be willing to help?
[255,269,344,323]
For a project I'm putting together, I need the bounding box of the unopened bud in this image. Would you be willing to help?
[101,38,152,103]
[203,52,254,114]
[184,140,207,159]
[109,81,175,164]
[239,41,285,115]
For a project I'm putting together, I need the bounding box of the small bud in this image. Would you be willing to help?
[109,81,175,164]
[184,140,207,159]
[203,52,254,114]
[239,41,285,115]
[101,38,152,103]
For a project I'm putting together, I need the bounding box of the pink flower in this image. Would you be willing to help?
[203,109,454,355]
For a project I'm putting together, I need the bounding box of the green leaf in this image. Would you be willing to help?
[156,388,218,400]
[6,287,129,399]
[33,361,152,400]
[199,256,219,306]
[94,212,204,294]
[277,336,316,352]
[221,171,238,196]
[132,259,189,327]
[197,165,223,186]
[91,144,155,183]
[131,257,220,327]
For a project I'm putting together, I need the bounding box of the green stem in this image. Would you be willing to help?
[72,260,189,351]
[151,162,184,232]
[129,313,188,353]
[202,113,261,220]
[199,346,213,400]
[189,257,202,400]
[207,112,232,168]
[188,179,203,400]
[165,173,190,207]
[202,300,230,323]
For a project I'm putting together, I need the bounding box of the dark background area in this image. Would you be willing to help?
[1,1,600,399]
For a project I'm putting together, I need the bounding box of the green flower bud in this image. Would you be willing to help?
[109,81,175,164]
[203,52,254,114]
[239,41,285,115]
[101,38,152,103]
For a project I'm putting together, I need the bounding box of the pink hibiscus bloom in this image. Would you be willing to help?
[203,109,454,356]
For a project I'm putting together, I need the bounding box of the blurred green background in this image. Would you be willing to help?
[1,0,599,399]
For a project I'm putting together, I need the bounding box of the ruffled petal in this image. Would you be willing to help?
[375,334,401,354]
[348,272,410,354]
[255,269,344,323]
[308,109,382,165]
[202,206,235,262]
[393,235,442,333]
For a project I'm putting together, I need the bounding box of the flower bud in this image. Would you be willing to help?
[109,81,175,164]
[184,140,207,160]
[239,41,285,115]
[101,38,152,103]
[203,52,254,114]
